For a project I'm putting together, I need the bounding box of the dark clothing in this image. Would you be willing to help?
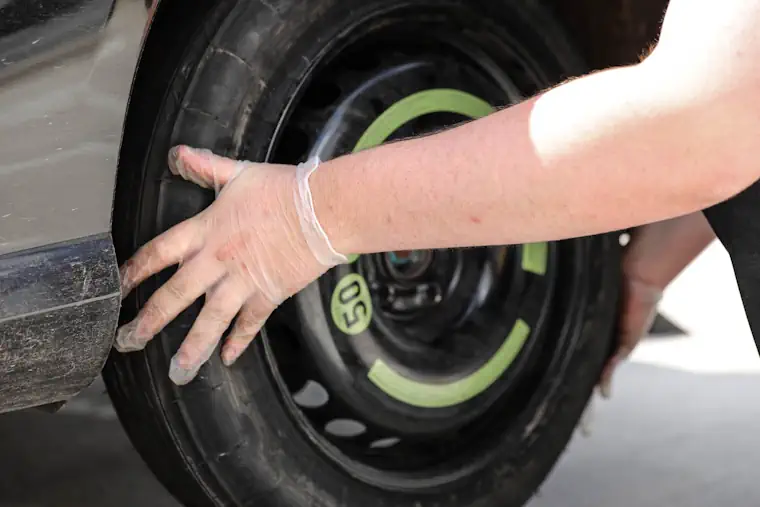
[703,180,760,349]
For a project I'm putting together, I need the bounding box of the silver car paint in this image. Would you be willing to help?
[0,0,147,256]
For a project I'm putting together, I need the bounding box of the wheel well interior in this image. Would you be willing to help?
[549,0,667,69]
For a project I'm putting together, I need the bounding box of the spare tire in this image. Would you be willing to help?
[105,1,621,506]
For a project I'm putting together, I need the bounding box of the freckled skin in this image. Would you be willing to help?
[311,0,760,254]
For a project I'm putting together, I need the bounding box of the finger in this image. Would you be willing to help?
[598,358,619,399]
[578,396,596,438]
[168,145,245,194]
[598,344,633,399]
[120,218,206,297]
[221,292,275,366]
[115,253,225,353]
[169,277,251,385]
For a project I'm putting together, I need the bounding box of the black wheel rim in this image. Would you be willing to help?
[248,5,587,491]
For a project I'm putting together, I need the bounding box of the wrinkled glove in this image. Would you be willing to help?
[599,276,662,398]
[115,146,347,385]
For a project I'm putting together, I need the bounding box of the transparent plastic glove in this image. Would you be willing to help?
[598,277,662,398]
[115,146,347,385]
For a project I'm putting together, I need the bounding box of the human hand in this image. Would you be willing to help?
[597,213,715,398]
[115,146,347,385]
[598,275,662,398]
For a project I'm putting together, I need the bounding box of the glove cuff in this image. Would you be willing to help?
[294,156,349,267]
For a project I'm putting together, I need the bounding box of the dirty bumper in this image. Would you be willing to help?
[0,234,120,413]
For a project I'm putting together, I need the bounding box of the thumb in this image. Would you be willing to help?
[168,145,244,194]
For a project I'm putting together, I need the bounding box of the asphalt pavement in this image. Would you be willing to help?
[2,241,760,507]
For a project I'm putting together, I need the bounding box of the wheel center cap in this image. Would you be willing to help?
[376,249,442,315]
[385,250,432,280]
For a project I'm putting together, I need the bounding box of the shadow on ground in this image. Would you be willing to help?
[1,355,759,507]
[0,378,177,507]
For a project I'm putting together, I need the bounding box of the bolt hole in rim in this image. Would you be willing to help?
[252,6,587,490]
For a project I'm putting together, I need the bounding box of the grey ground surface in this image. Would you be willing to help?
[2,242,760,507]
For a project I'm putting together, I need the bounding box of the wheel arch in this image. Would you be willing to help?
[113,0,223,263]
[548,0,667,70]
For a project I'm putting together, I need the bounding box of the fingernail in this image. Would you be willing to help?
[114,319,149,352]
[599,379,612,399]
[167,146,182,175]
[174,146,215,190]
[170,146,208,189]
[222,346,239,367]
[213,164,222,198]
[579,399,595,437]
[169,354,200,385]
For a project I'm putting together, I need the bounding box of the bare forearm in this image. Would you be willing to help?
[312,59,753,255]
[622,212,716,289]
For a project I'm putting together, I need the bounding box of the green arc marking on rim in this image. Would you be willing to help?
[522,242,548,275]
[344,89,495,265]
[353,88,496,152]
[337,88,548,407]
[368,319,531,408]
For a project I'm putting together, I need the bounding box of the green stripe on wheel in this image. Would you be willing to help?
[522,242,548,275]
[353,88,496,152]
[344,89,495,263]
[367,319,531,408]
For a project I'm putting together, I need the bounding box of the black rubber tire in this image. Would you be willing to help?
[104,1,621,506]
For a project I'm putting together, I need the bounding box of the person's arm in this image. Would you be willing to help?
[622,212,716,289]
[312,57,757,256]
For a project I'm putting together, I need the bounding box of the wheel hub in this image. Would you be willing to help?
[374,249,441,316]
[385,250,431,278]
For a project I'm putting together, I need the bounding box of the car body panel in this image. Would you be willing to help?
[0,0,146,256]
[0,233,119,412]
[0,0,146,412]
